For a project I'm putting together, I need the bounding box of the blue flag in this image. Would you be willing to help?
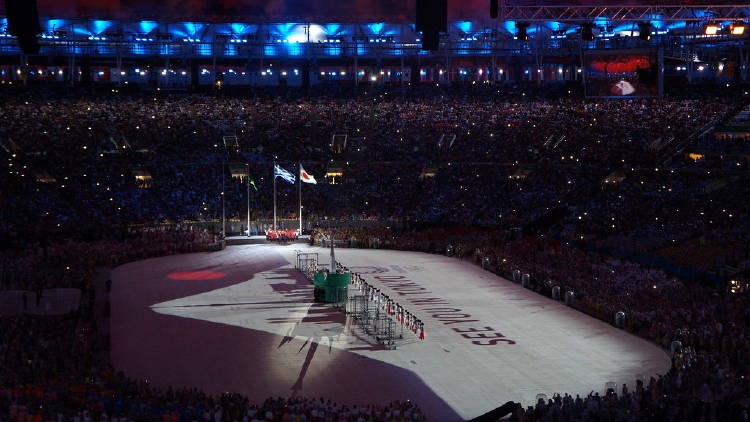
[274,164,296,184]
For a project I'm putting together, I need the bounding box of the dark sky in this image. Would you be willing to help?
[35,0,422,20]
[30,0,710,21]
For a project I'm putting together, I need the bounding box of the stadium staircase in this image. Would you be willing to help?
[661,99,750,165]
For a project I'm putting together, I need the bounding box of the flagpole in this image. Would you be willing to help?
[330,230,335,268]
[273,162,277,231]
[299,163,302,236]
[246,164,250,237]
[221,162,225,238]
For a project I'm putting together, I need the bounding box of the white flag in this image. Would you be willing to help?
[300,166,317,184]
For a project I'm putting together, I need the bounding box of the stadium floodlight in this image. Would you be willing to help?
[704,24,720,35]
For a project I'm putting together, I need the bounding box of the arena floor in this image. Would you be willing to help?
[110,244,671,421]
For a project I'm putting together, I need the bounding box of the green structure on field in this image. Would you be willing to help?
[313,271,350,303]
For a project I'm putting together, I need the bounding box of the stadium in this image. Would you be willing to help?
[1,0,749,421]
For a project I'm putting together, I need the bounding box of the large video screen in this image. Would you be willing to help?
[584,51,659,98]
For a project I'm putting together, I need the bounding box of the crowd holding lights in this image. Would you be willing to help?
[0,83,749,420]
[0,62,734,84]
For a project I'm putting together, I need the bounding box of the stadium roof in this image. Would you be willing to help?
[15,0,750,23]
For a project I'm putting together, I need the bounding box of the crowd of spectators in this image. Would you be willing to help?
[2,85,747,275]
[2,83,750,421]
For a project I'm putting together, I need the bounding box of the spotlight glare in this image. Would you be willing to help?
[704,24,720,35]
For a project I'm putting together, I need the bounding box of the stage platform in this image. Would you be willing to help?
[225,235,310,245]
[110,244,670,421]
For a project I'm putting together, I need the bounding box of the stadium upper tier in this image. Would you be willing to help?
[0,9,748,59]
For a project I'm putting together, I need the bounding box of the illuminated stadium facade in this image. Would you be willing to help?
[0,5,748,86]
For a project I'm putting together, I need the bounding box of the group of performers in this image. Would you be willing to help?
[265,229,298,242]
[343,266,426,341]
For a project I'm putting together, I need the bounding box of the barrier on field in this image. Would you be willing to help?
[615,311,626,328]
[551,285,561,300]
[564,290,575,306]
[512,270,521,282]
[521,273,530,288]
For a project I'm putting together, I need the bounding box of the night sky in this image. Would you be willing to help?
[27,0,702,22]
[35,0,420,20]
